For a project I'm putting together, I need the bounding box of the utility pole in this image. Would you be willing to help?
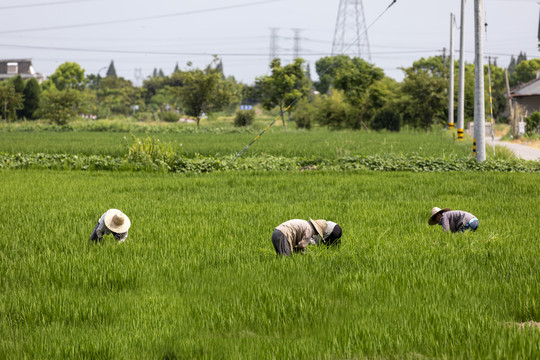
[443,47,447,68]
[474,0,486,162]
[504,69,515,135]
[457,0,466,141]
[448,13,455,130]
[487,56,495,155]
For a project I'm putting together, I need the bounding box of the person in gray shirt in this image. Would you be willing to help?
[428,207,479,233]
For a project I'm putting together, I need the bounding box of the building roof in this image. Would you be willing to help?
[0,59,44,82]
[511,77,540,97]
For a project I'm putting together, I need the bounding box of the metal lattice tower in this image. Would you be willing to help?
[269,27,279,64]
[331,0,371,61]
[292,28,302,61]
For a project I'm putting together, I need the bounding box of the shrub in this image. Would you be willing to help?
[293,99,314,130]
[372,108,401,132]
[315,90,359,129]
[524,112,540,135]
[234,109,254,127]
[159,111,179,123]
[125,135,177,170]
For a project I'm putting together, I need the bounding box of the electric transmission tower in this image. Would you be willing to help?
[331,0,371,61]
[292,28,302,61]
[269,27,279,64]
[134,68,143,87]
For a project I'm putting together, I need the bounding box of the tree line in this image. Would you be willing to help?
[0,53,538,131]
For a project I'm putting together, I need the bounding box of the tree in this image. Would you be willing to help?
[332,57,385,129]
[313,55,352,94]
[106,60,117,77]
[256,58,309,127]
[37,89,80,125]
[47,62,86,91]
[314,55,385,129]
[11,75,25,94]
[22,78,41,119]
[10,75,26,119]
[400,57,448,131]
[512,58,540,85]
[97,76,143,116]
[172,58,237,128]
[0,83,23,122]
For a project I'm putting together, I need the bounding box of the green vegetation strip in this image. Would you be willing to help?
[1,152,539,172]
[1,171,539,359]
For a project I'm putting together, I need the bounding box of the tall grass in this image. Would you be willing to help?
[1,170,539,359]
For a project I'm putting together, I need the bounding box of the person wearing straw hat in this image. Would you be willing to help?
[89,209,131,243]
[271,218,342,256]
[428,207,479,233]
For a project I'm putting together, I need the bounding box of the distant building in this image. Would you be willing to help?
[0,59,44,83]
[510,73,540,116]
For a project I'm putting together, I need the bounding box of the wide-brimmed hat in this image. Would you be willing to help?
[104,209,131,233]
[309,218,327,238]
[428,207,451,225]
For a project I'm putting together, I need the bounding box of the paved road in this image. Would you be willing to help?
[491,138,540,161]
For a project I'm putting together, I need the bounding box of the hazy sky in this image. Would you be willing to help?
[0,0,538,85]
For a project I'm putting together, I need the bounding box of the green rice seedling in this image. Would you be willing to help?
[1,170,540,359]
[0,128,475,159]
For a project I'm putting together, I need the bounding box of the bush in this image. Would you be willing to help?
[234,109,254,127]
[525,112,540,135]
[159,111,179,123]
[293,99,314,130]
[315,90,359,129]
[37,89,80,125]
[372,108,401,132]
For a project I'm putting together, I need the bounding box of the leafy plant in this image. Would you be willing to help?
[524,112,540,135]
[233,109,254,127]
[158,111,180,123]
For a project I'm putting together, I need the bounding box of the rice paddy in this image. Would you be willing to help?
[1,168,539,359]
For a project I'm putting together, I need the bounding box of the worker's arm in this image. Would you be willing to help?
[440,215,450,232]
[95,219,105,239]
[114,232,128,242]
[296,235,311,252]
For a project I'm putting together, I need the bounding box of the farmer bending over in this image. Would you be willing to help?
[271,218,342,256]
[428,207,478,233]
[89,209,131,243]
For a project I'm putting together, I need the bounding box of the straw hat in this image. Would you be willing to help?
[428,207,451,225]
[309,218,327,238]
[104,209,131,233]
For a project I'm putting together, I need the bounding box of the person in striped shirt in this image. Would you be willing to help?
[428,207,479,233]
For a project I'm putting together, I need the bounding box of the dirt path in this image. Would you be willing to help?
[492,137,540,161]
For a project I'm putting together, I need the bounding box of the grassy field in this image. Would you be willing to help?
[0,127,475,159]
[1,170,539,359]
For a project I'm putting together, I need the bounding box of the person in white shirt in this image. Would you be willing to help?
[89,209,131,243]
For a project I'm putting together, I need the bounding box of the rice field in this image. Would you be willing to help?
[1,169,539,359]
[0,128,473,158]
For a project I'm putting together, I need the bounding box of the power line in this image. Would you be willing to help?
[0,42,443,57]
[0,0,282,34]
[0,0,96,10]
